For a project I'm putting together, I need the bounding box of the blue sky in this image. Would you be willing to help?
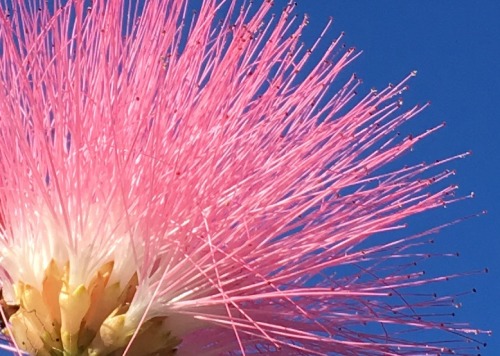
[302,1,499,353]
[1,1,499,355]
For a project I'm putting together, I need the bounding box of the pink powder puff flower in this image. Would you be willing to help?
[0,0,489,355]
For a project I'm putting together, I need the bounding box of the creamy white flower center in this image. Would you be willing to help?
[2,260,181,355]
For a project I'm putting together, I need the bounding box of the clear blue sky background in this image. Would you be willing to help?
[1,1,499,355]
[302,1,499,353]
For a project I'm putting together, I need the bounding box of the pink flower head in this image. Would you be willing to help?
[0,0,488,355]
